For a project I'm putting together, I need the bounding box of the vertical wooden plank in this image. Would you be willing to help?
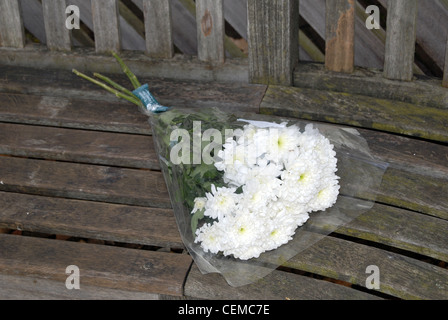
[0,0,25,48]
[42,0,72,51]
[143,0,174,58]
[247,0,299,85]
[196,0,225,63]
[325,0,355,73]
[384,0,418,81]
[91,0,121,53]
[443,37,448,88]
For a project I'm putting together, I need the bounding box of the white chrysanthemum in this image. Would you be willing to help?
[194,121,340,260]
[194,223,224,254]
[263,125,301,164]
[204,184,240,220]
[220,212,267,260]
[192,197,207,214]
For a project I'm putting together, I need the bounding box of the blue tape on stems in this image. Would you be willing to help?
[132,84,170,113]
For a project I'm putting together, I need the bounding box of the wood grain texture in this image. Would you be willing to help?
[284,234,448,300]
[0,192,183,248]
[0,156,171,208]
[91,0,121,53]
[325,0,355,73]
[247,0,299,85]
[293,63,448,110]
[0,65,265,115]
[42,0,72,51]
[444,36,448,87]
[0,0,25,48]
[0,234,191,297]
[0,123,158,169]
[260,85,448,143]
[384,0,418,81]
[143,0,174,58]
[184,263,381,300]
[0,93,151,134]
[196,0,225,63]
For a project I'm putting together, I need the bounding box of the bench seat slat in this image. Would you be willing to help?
[0,156,171,208]
[185,263,381,300]
[0,233,192,297]
[0,123,157,169]
[0,192,182,248]
[260,85,448,143]
[283,233,448,300]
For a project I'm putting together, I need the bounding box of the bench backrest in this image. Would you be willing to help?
[0,0,447,87]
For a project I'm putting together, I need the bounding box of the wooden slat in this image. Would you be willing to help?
[143,0,174,58]
[195,0,225,63]
[336,201,448,262]
[0,46,249,82]
[0,192,182,248]
[42,0,72,51]
[260,85,448,143]
[0,123,158,169]
[0,65,265,116]
[444,36,448,88]
[325,0,355,73]
[293,63,448,110]
[0,156,171,208]
[0,93,151,135]
[91,0,121,53]
[71,0,145,51]
[0,0,25,48]
[0,234,192,297]
[247,0,299,85]
[185,264,381,300]
[384,0,418,81]
[284,234,448,300]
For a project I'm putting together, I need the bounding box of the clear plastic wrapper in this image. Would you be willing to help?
[148,107,388,287]
[72,54,388,287]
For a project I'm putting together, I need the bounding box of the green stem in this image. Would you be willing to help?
[93,72,137,98]
[72,69,141,106]
[111,51,142,90]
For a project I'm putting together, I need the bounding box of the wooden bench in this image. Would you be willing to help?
[0,0,447,300]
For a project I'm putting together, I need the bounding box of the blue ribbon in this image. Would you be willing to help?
[132,84,170,114]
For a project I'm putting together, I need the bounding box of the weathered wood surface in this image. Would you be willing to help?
[325,0,355,73]
[91,0,121,53]
[0,0,25,48]
[0,234,192,298]
[384,0,418,81]
[293,63,448,110]
[0,65,264,113]
[260,85,448,143]
[0,46,249,82]
[283,233,448,300]
[196,0,225,63]
[247,0,299,85]
[185,263,381,300]
[0,123,157,169]
[0,64,447,299]
[0,156,170,208]
[143,0,174,58]
[42,0,72,51]
[444,36,448,87]
[0,192,183,248]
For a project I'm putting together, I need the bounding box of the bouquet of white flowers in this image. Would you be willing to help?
[74,54,388,286]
